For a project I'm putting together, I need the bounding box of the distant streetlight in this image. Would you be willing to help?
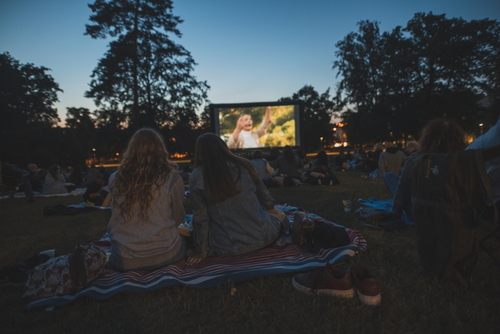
[479,123,484,135]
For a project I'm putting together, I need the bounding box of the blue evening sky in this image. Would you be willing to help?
[1,0,499,122]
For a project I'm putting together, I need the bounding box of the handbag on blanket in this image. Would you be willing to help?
[292,210,350,254]
[23,244,107,301]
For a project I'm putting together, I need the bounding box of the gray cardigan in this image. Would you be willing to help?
[189,164,280,256]
[107,171,186,271]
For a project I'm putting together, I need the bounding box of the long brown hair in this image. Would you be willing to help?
[194,133,260,202]
[112,128,177,220]
[418,118,467,153]
[283,145,296,164]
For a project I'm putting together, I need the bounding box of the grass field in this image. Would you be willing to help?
[1,171,499,333]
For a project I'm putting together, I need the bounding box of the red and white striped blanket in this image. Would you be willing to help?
[24,204,367,310]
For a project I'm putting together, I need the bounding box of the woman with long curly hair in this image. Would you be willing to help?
[107,128,186,271]
[388,118,467,222]
[186,133,285,265]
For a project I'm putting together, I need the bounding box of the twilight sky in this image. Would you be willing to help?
[1,0,499,123]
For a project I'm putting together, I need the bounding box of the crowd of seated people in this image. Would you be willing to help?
[1,162,119,203]
[43,165,76,195]
[1,162,43,202]
[4,116,497,280]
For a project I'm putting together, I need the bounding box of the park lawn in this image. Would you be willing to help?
[0,171,499,333]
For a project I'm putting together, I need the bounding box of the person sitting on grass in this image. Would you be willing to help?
[106,128,186,271]
[85,167,105,187]
[250,150,277,187]
[405,141,418,156]
[83,180,110,207]
[304,150,340,185]
[1,162,39,202]
[378,142,406,179]
[270,145,306,184]
[385,118,467,222]
[43,165,75,194]
[68,164,85,188]
[186,133,287,265]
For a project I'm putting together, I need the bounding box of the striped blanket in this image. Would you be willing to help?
[24,204,367,310]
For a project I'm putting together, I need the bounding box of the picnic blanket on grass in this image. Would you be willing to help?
[24,204,367,310]
[358,197,414,225]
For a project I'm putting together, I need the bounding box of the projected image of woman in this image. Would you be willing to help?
[227,106,271,149]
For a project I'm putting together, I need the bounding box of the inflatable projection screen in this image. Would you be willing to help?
[209,101,303,151]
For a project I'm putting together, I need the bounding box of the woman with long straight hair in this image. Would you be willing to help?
[186,133,284,265]
[107,128,186,271]
[270,145,305,181]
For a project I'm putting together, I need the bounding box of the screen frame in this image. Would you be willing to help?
[209,100,304,153]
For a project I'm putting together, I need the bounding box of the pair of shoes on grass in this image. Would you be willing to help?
[292,263,381,306]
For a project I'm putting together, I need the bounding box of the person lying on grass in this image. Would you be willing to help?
[107,128,187,271]
[186,133,287,265]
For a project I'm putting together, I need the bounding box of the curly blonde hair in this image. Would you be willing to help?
[112,128,177,220]
[418,118,467,153]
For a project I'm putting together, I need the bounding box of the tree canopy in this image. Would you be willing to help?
[0,52,65,166]
[85,0,209,130]
[280,85,337,151]
[0,52,61,133]
[333,12,500,144]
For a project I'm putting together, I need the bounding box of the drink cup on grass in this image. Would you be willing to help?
[342,200,352,213]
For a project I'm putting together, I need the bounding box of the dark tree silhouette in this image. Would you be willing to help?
[0,52,63,166]
[334,13,500,144]
[0,52,61,132]
[280,85,337,151]
[85,0,209,130]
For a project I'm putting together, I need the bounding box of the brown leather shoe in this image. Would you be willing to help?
[351,265,381,306]
[292,263,355,298]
